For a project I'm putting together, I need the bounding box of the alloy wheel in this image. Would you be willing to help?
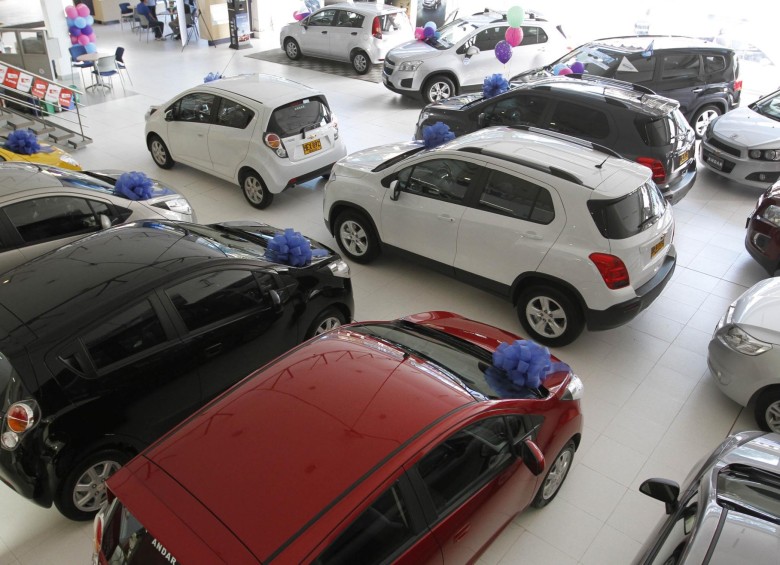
[525,296,567,338]
[72,460,122,513]
[542,448,572,500]
[339,220,368,256]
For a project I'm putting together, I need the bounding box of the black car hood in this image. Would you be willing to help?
[426,93,485,112]
[214,222,335,265]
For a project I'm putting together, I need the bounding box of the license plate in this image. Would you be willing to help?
[651,236,665,259]
[706,155,723,170]
[678,150,689,165]
[303,139,322,155]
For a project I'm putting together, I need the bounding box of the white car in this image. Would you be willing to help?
[0,162,195,274]
[323,126,676,346]
[144,74,346,209]
[280,3,413,75]
[383,10,568,104]
[701,88,780,189]
[708,277,780,432]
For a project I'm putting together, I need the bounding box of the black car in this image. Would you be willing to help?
[513,36,741,138]
[415,75,697,204]
[0,220,353,520]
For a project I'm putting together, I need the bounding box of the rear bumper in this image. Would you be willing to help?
[661,158,697,205]
[585,248,676,331]
[0,447,50,508]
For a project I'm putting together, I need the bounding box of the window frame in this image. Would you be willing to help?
[213,96,255,130]
[169,91,218,124]
[307,9,337,27]
[395,157,486,206]
[475,169,557,225]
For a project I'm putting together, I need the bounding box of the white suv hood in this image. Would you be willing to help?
[732,278,780,343]
[388,40,442,62]
[334,141,423,176]
[712,107,780,148]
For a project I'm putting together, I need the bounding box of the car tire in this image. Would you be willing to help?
[755,387,780,433]
[531,440,575,508]
[334,210,380,263]
[691,104,722,138]
[54,449,130,521]
[148,134,174,169]
[423,75,455,104]
[517,286,584,347]
[240,170,273,209]
[284,38,302,60]
[351,50,370,75]
[305,307,347,339]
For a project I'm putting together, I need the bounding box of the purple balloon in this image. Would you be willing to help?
[69,26,82,37]
[495,40,512,65]
[82,25,93,36]
[570,61,585,74]
[423,25,435,38]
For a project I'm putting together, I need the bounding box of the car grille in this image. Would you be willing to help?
[708,137,741,157]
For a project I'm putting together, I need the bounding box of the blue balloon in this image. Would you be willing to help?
[552,63,568,75]
[74,16,86,28]
[85,42,97,53]
[86,15,94,26]
[66,17,75,27]
[424,21,436,30]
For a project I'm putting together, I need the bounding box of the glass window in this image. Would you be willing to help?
[549,102,610,139]
[704,55,726,74]
[335,10,364,28]
[614,55,656,83]
[417,418,512,513]
[84,300,166,369]
[661,54,701,80]
[4,196,101,244]
[380,12,410,35]
[99,501,180,564]
[399,158,480,203]
[308,9,336,26]
[19,31,45,54]
[479,170,555,224]
[165,270,266,331]
[588,181,666,239]
[650,489,700,565]
[482,94,548,127]
[314,482,416,565]
[520,26,548,45]
[173,92,216,123]
[216,98,254,129]
[472,26,507,52]
[268,96,332,138]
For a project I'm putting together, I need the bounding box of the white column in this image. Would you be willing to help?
[39,0,73,83]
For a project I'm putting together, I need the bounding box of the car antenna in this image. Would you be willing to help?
[595,156,609,169]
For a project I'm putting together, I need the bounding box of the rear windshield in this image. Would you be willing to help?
[636,110,688,146]
[588,181,666,239]
[380,12,410,34]
[100,501,178,564]
[268,96,332,138]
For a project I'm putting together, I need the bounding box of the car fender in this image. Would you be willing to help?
[510,271,588,312]
[689,96,728,120]
[749,382,780,407]
[419,69,461,91]
[326,199,382,239]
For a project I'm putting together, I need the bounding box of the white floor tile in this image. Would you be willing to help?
[580,524,642,565]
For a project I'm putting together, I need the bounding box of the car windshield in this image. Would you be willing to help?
[39,167,116,194]
[99,501,177,564]
[750,90,780,122]
[588,181,666,239]
[553,45,625,76]
[268,96,332,138]
[717,464,780,525]
[426,19,478,50]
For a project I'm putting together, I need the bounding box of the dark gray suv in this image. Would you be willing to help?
[414,75,697,204]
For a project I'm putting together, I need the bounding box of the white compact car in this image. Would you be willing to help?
[280,3,413,74]
[144,74,347,209]
[0,162,195,274]
[383,10,568,104]
[708,277,780,432]
[323,126,676,346]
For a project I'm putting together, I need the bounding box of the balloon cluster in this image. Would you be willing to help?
[415,21,439,42]
[65,3,96,53]
[495,5,524,65]
[553,61,585,76]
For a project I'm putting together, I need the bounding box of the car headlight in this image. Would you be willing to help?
[748,149,780,161]
[716,324,772,355]
[398,60,423,72]
[418,111,430,124]
[561,373,583,401]
[759,204,780,227]
[154,197,192,215]
[327,259,350,278]
[59,154,80,167]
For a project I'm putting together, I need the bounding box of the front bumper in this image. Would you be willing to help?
[0,445,50,508]
[707,336,774,407]
[700,137,780,189]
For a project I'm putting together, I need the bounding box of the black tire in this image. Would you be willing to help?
[691,104,722,138]
[517,286,584,347]
[240,170,273,209]
[54,449,130,521]
[148,134,174,169]
[532,440,575,508]
[351,50,370,75]
[305,307,347,339]
[755,387,780,433]
[334,210,380,264]
[423,75,455,104]
[284,38,301,60]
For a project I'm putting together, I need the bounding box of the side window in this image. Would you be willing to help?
[399,159,481,203]
[479,170,555,224]
[417,418,512,513]
[614,55,656,83]
[483,94,549,127]
[173,92,216,123]
[650,489,700,565]
[165,270,267,331]
[661,54,701,80]
[704,55,726,74]
[473,26,506,52]
[4,196,101,244]
[335,10,363,28]
[216,98,254,129]
[83,300,167,369]
[519,26,548,45]
[314,482,416,565]
[549,101,610,139]
[308,9,336,26]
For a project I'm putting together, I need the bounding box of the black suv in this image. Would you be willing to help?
[513,36,741,138]
[414,75,697,204]
[0,220,353,520]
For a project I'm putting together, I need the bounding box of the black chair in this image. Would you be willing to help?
[119,2,135,30]
[115,47,132,86]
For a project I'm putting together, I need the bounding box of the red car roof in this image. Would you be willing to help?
[137,328,478,562]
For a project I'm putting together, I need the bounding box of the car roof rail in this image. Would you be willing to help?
[458,146,584,186]
[507,125,623,159]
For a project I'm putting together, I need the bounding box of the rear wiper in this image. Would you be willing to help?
[638,214,659,230]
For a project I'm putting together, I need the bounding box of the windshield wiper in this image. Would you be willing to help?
[638,214,659,230]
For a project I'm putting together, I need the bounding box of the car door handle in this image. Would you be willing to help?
[692,88,703,93]
[321,30,328,34]
[204,343,223,358]
[521,231,543,240]
[454,523,471,542]
[437,214,455,222]
[351,31,357,35]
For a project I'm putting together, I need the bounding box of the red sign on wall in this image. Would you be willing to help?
[31,78,48,99]
[2,69,20,89]
[58,89,73,109]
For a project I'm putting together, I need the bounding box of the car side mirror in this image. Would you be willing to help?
[517,438,545,476]
[269,289,284,313]
[465,45,480,59]
[164,109,174,122]
[477,112,487,127]
[639,478,680,515]
[98,214,112,230]
[389,179,401,201]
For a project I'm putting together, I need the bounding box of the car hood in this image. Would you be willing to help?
[91,170,179,202]
[425,93,484,112]
[388,39,442,61]
[712,107,780,148]
[334,141,424,175]
[214,221,337,265]
[733,278,780,344]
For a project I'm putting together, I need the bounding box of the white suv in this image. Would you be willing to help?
[383,10,568,104]
[323,126,676,346]
[145,74,346,209]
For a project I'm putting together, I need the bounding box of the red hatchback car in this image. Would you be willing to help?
[746,179,780,275]
[93,312,583,565]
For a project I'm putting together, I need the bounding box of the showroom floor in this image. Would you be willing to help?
[0,22,772,565]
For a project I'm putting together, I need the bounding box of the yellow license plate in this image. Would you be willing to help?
[303,139,322,155]
[651,237,665,258]
[679,150,689,165]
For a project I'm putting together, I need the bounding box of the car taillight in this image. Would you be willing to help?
[264,132,288,158]
[734,79,742,91]
[590,253,630,290]
[636,157,666,184]
[93,512,104,557]
[2,400,39,450]
[372,16,382,39]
